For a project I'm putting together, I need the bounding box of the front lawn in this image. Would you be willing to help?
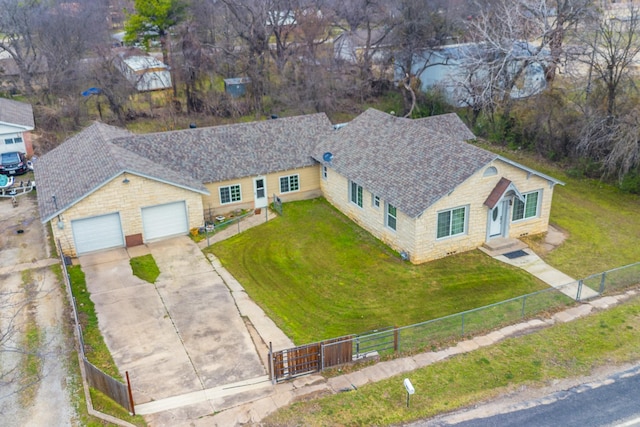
[207,198,548,344]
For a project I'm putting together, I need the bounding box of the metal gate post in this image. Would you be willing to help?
[269,342,275,385]
[126,371,135,415]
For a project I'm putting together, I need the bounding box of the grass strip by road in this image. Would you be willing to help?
[67,266,119,378]
[67,265,147,425]
[208,198,549,344]
[265,293,640,426]
[130,254,160,284]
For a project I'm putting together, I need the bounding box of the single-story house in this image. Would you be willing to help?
[35,114,334,256]
[35,109,563,263]
[312,109,563,263]
[0,97,35,156]
[397,42,547,107]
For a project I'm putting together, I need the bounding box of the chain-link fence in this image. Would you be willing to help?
[277,261,640,378]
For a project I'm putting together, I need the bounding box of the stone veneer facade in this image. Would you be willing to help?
[203,165,322,216]
[320,158,556,264]
[52,173,204,257]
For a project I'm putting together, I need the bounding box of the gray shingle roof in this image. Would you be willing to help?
[312,108,497,218]
[35,122,209,222]
[0,98,35,129]
[111,113,334,183]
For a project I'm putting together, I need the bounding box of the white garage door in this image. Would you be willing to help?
[142,201,189,241]
[72,213,124,255]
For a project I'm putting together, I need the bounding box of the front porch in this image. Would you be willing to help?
[479,237,528,258]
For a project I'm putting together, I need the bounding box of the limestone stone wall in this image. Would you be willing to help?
[320,167,418,258]
[203,165,322,216]
[322,158,558,264]
[412,159,557,263]
[52,173,204,257]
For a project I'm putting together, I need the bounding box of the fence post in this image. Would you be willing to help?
[394,326,399,352]
[521,295,527,317]
[576,280,583,301]
[269,342,275,385]
[461,313,465,336]
[355,336,360,358]
[320,343,325,371]
[126,371,135,416]
[599,272,606,294]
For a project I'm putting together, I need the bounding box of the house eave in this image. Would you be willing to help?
[40,170,209,224]
[496,156,565,186]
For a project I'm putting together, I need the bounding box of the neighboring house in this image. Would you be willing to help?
[35,109,563,263]
[35,114,334,257]
[312,109,563,264]
[0,97,35,156]
[114,48,172,92]
[333,29,392,65]
[398,42,547,107]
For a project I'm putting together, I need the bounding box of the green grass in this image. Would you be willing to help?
[68,265,121,379]
[265,294,640,426]
[130,254,160,284]
[59,265,147,426]
[207,198,549,344]
[484,145,640,277]
[18,270,42,406]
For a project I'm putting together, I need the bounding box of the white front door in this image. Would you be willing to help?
[489,201,505,238]
[254,176,267,208]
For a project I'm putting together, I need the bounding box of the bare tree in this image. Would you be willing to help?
[34,0,110,101]
[577,6,640,179]
[0,0,45,97]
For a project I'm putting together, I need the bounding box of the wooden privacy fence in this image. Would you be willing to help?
[58,239,136,415]
[269,336,354,383]
[84,360,135,414]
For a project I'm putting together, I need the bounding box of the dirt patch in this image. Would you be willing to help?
[0,195,77,425]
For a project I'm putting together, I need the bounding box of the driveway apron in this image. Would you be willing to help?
[80,236,265,405]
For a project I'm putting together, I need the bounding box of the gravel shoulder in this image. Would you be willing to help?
[0,193,77,425]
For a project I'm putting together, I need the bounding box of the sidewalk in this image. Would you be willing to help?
[193,291,637,426]
[148,218,615,426]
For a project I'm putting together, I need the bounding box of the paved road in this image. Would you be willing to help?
[416,364,640,427]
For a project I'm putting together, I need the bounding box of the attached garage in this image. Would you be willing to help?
[141,201,189,241]
[71,213,125,255]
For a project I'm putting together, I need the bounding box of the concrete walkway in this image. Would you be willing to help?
[492,248,599,300]
[139,218,608,426]
[169,291,638,426]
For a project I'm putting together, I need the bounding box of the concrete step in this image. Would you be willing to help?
[480,238,528,257]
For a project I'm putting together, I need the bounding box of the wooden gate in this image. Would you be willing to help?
[269,336,354,383]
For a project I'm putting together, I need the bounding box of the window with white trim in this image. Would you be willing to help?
[372,194,380,208]
[350,181,363,207]
[4,137,22,145]
[219,184,241,204]
[437,206,467,239]
[280,174,299,193]
[512,190,540,221]
[386,203,397,230]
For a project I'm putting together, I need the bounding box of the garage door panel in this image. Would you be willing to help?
[72,213,124,254]
[142,201,188,241]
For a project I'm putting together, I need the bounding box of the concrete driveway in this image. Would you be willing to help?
[79,236,265,406]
